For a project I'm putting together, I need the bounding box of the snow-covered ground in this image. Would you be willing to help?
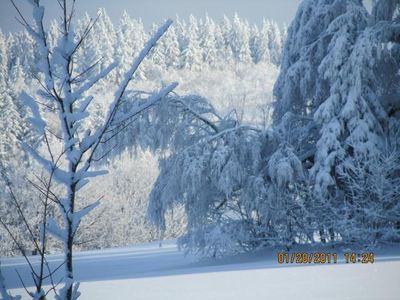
[2,241,400,299]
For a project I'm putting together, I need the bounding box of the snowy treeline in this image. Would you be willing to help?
[75,11,284,74]
[0,11,284,85]
[143,0,400,256]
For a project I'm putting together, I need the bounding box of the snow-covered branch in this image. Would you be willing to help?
[10,0,177,298]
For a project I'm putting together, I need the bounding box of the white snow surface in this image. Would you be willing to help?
[2,241,400,300]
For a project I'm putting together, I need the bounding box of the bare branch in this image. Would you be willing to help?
[15,270,31,297]
[0,218,38,280]
[9,0,30,28]
[0,170,42,255]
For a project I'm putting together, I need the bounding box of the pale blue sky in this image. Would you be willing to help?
[0,0,302,32]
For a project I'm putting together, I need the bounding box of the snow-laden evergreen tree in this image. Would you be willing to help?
[74,13,97,82]
[220,15,232,44]
[256,19,272,64]
[273,0,350,122]
[74,9,116,84]
[92,8,116,74]
[9,58,25,91]
[0,31,9,83]
[8,30,37,84]
[174,16,187,60]
[215,16,235,65]
[0,53,25,255]
[273,0,400,245]
[0,65,24,167]
[270,2,360,245]
[230,14,252,64]
[311,1,370,198]
[162,25,181,69]
[337,144,400,245]
[312,0,400,244]
[267,21,283,65]
[249,24,262,63]
[281,23,288,52]
[199,15,219,67]
[115,11,147,81]
[0,31,10,159]
[149,23,168,70]
[0,30,40,262]
[181,15,203,70]
[213,21,234,66]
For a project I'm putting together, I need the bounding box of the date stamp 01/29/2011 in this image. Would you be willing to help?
[277,252,375,264]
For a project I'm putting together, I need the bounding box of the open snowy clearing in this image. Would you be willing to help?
[2,241,400,299]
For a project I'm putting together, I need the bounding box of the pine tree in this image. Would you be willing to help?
[274,0,400,245]
[255,19,271,64]
[248,24,260,64]
[181,15,203,71]
[267,21,283,65]
[217,15,235,65]
[0,30,9,83]
[313,0,400,243]
[149,23,167,70]
[230,14,252,64]
[75,9,116,83]
[8,30,37,83]
[174,16,187,62]
[95,8,116,72]
[311,1,371,198]
[273,0,352,122]
[9,57,25,92]
[115,13,147,80]
[0,87,23,168]
[163,25,181,69]
[199,14,218,67]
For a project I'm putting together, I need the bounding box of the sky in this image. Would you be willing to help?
[0,0,302,33]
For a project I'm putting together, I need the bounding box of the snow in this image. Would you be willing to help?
[2,241,400,299]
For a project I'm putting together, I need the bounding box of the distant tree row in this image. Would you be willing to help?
[0,11,285,87]
[76,11,285,78]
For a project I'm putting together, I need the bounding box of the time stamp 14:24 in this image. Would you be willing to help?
[277,252,375,264]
